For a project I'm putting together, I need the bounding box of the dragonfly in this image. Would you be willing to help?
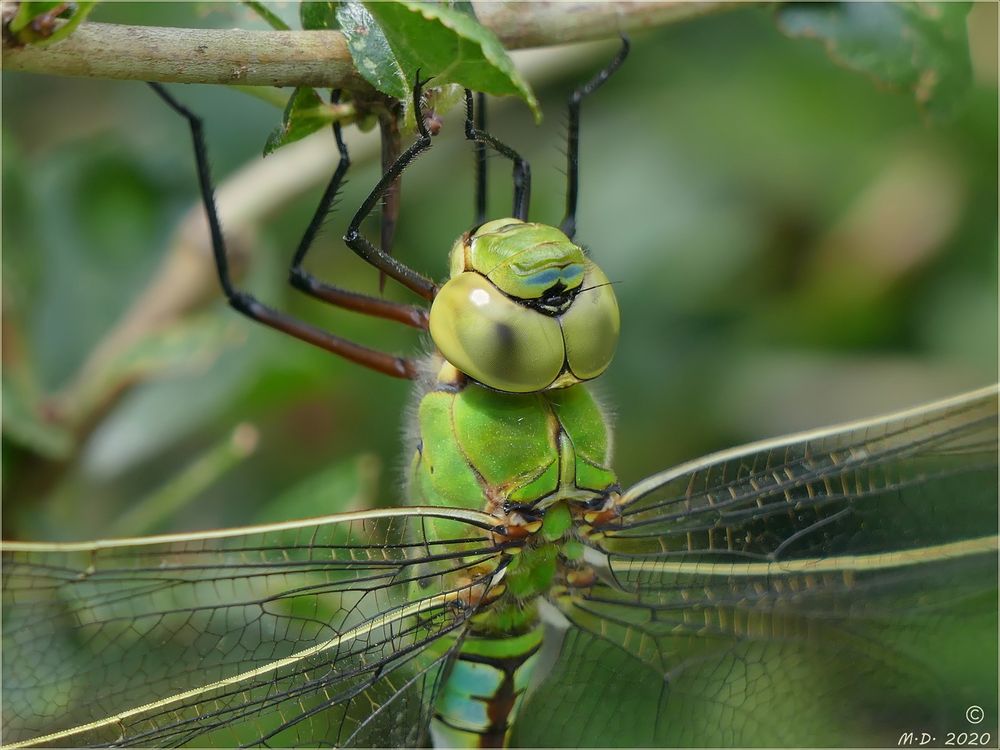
[3,40,999,749]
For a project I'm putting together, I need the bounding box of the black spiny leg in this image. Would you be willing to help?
[560,37,630,240]
[343,73,440,301]
[150,83,421,380]
[288,91,428,330]
[473,92,488,226]
[377,110,403,294]
[464,89,531,221]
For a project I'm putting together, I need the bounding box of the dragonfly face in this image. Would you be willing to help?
[3,18,998,750]
[430,218,620,393]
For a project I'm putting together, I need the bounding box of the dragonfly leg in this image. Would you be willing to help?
[464,89,531,221]
[149,82,421,380]
[288,90,429,330]
[377,110,402,294]
[343,73,440,302]
[473,92,488,226]
[559,36,630,240]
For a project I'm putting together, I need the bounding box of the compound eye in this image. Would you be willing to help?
[560,262,619,381]
[430,272,564,393]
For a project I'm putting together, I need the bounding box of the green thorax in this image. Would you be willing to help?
[408,374,617,520]
[406,364,617,635]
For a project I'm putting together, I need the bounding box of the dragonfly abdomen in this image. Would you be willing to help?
[431,625,544,748]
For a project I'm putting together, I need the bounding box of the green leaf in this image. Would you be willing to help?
[776,2,974,118]
[8,1,95,47]
[41,2,94,46]
[336,2,409,101]
[300,1,340,30]
[241,1,291,31]
[109,423,260,536]
[356,1,540,121]
[7,1,63,33]
[263,86,335,156]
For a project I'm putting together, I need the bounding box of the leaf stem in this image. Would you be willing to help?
[108,423,260,537]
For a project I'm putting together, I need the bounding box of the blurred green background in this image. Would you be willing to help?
[2,2,997,542]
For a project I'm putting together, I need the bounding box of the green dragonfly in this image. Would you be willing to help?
[3,41,999,749]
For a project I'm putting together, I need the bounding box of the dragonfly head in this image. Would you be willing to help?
[429,219,620,393]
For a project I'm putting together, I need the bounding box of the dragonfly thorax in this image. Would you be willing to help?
[429,218,620,393]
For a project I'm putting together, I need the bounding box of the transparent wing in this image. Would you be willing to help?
[516,386,998,747]
[608,385,998,558]
[2,507,505,748]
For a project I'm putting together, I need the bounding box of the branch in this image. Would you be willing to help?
[478,1,731,47]
[2,2,733,87]
[2,23,366,87]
